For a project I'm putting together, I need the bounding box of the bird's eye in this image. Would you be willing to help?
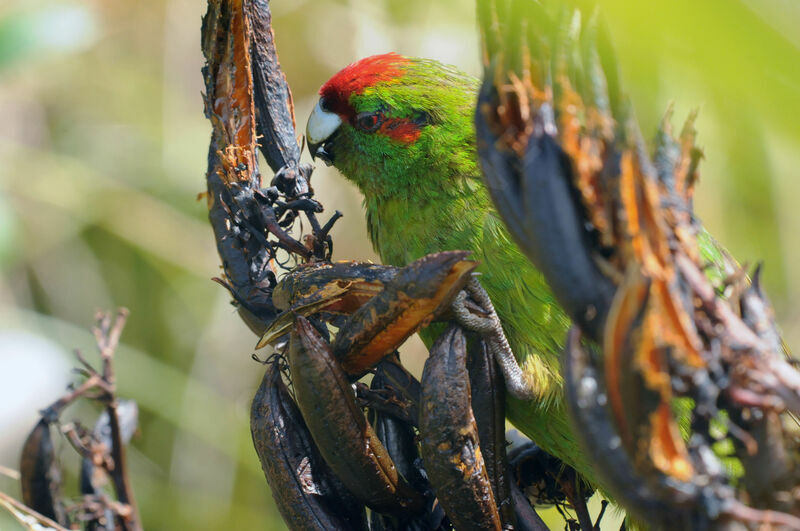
[354,112,383,132]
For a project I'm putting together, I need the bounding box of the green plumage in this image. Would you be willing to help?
[325,57,595,476]
[316,55,731,491]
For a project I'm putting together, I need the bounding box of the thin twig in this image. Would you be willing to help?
[41,374,105,420]
[73,348,97,376]
[91,309,140,531]
[558,474,592,531]
[0,491,69,531]
[61,423,93,459]
[0,466,20,481]
[106,398,138,530]
[723,499,800,529]
[593,500,609,530]
[676,254,764,350]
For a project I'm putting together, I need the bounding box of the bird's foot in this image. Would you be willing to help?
[451,276,536,400]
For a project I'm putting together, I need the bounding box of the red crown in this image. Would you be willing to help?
[320,53,410,116]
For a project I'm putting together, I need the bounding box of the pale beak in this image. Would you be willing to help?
[306,99,342,166]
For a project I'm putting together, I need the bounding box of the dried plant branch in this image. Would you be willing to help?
[0,491,69,531]
[0,466,20,481]
[477,0,800,526]
[244,0,300,173]
[18,308,141,531]
[201,0,341,336]
[91,310,140,531]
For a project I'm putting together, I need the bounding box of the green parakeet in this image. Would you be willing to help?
[306,52,598,479]
[305,51,736,496]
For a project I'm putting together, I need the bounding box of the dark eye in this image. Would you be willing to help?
[355,112,383,132]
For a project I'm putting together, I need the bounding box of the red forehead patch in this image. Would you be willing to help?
[320,53,410,116]
[379,118,422,144]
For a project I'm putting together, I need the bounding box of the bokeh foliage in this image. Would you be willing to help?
[0,0,798,529]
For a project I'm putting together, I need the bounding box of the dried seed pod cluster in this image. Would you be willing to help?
[202,0,342,336]
[476,0,800,527]
[16,310,141,531]
[202,0,800,529]
[251,255,586,529]
[250,360,367,530]
[201,2,584,528]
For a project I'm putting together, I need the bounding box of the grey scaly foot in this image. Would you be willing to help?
[451,276,535,400]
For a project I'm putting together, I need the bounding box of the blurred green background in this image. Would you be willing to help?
[1,0,799,529]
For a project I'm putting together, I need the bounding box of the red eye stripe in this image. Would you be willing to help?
[378,118,423,144]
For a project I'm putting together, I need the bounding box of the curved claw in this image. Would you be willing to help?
[454,277,535,399]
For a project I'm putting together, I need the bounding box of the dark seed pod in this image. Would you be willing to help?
[259,262,402,347]
[289,316,425,516]
[19,417,68,526]
[81,400,140,531]
[251,360,367,530]
[271,261,400,312]
[467,338,516,528]
[420,326,502,531]
[562,326,701,529]
[333,251,477,375]
[509,480,549,531]
[359,353,421,427]
[475,80,615,342]
[369,360,426,491]
[374,354,422,416]
[368,357,447,531]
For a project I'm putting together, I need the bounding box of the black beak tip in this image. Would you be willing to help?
[308,140,321,161]
[307,141,334,166]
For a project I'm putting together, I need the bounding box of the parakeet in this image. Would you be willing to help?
[306,52,596,479]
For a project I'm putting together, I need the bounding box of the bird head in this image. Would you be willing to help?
[306,53,478,199]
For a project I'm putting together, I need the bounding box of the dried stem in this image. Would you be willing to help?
[34,309,140,531]
[0,491,70,531]
[92,309,140,531]
[40,368,111,424]
[0,466,20,481]
[61,423,93,459]
[723,499,800,529]
[201,0,340,334]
